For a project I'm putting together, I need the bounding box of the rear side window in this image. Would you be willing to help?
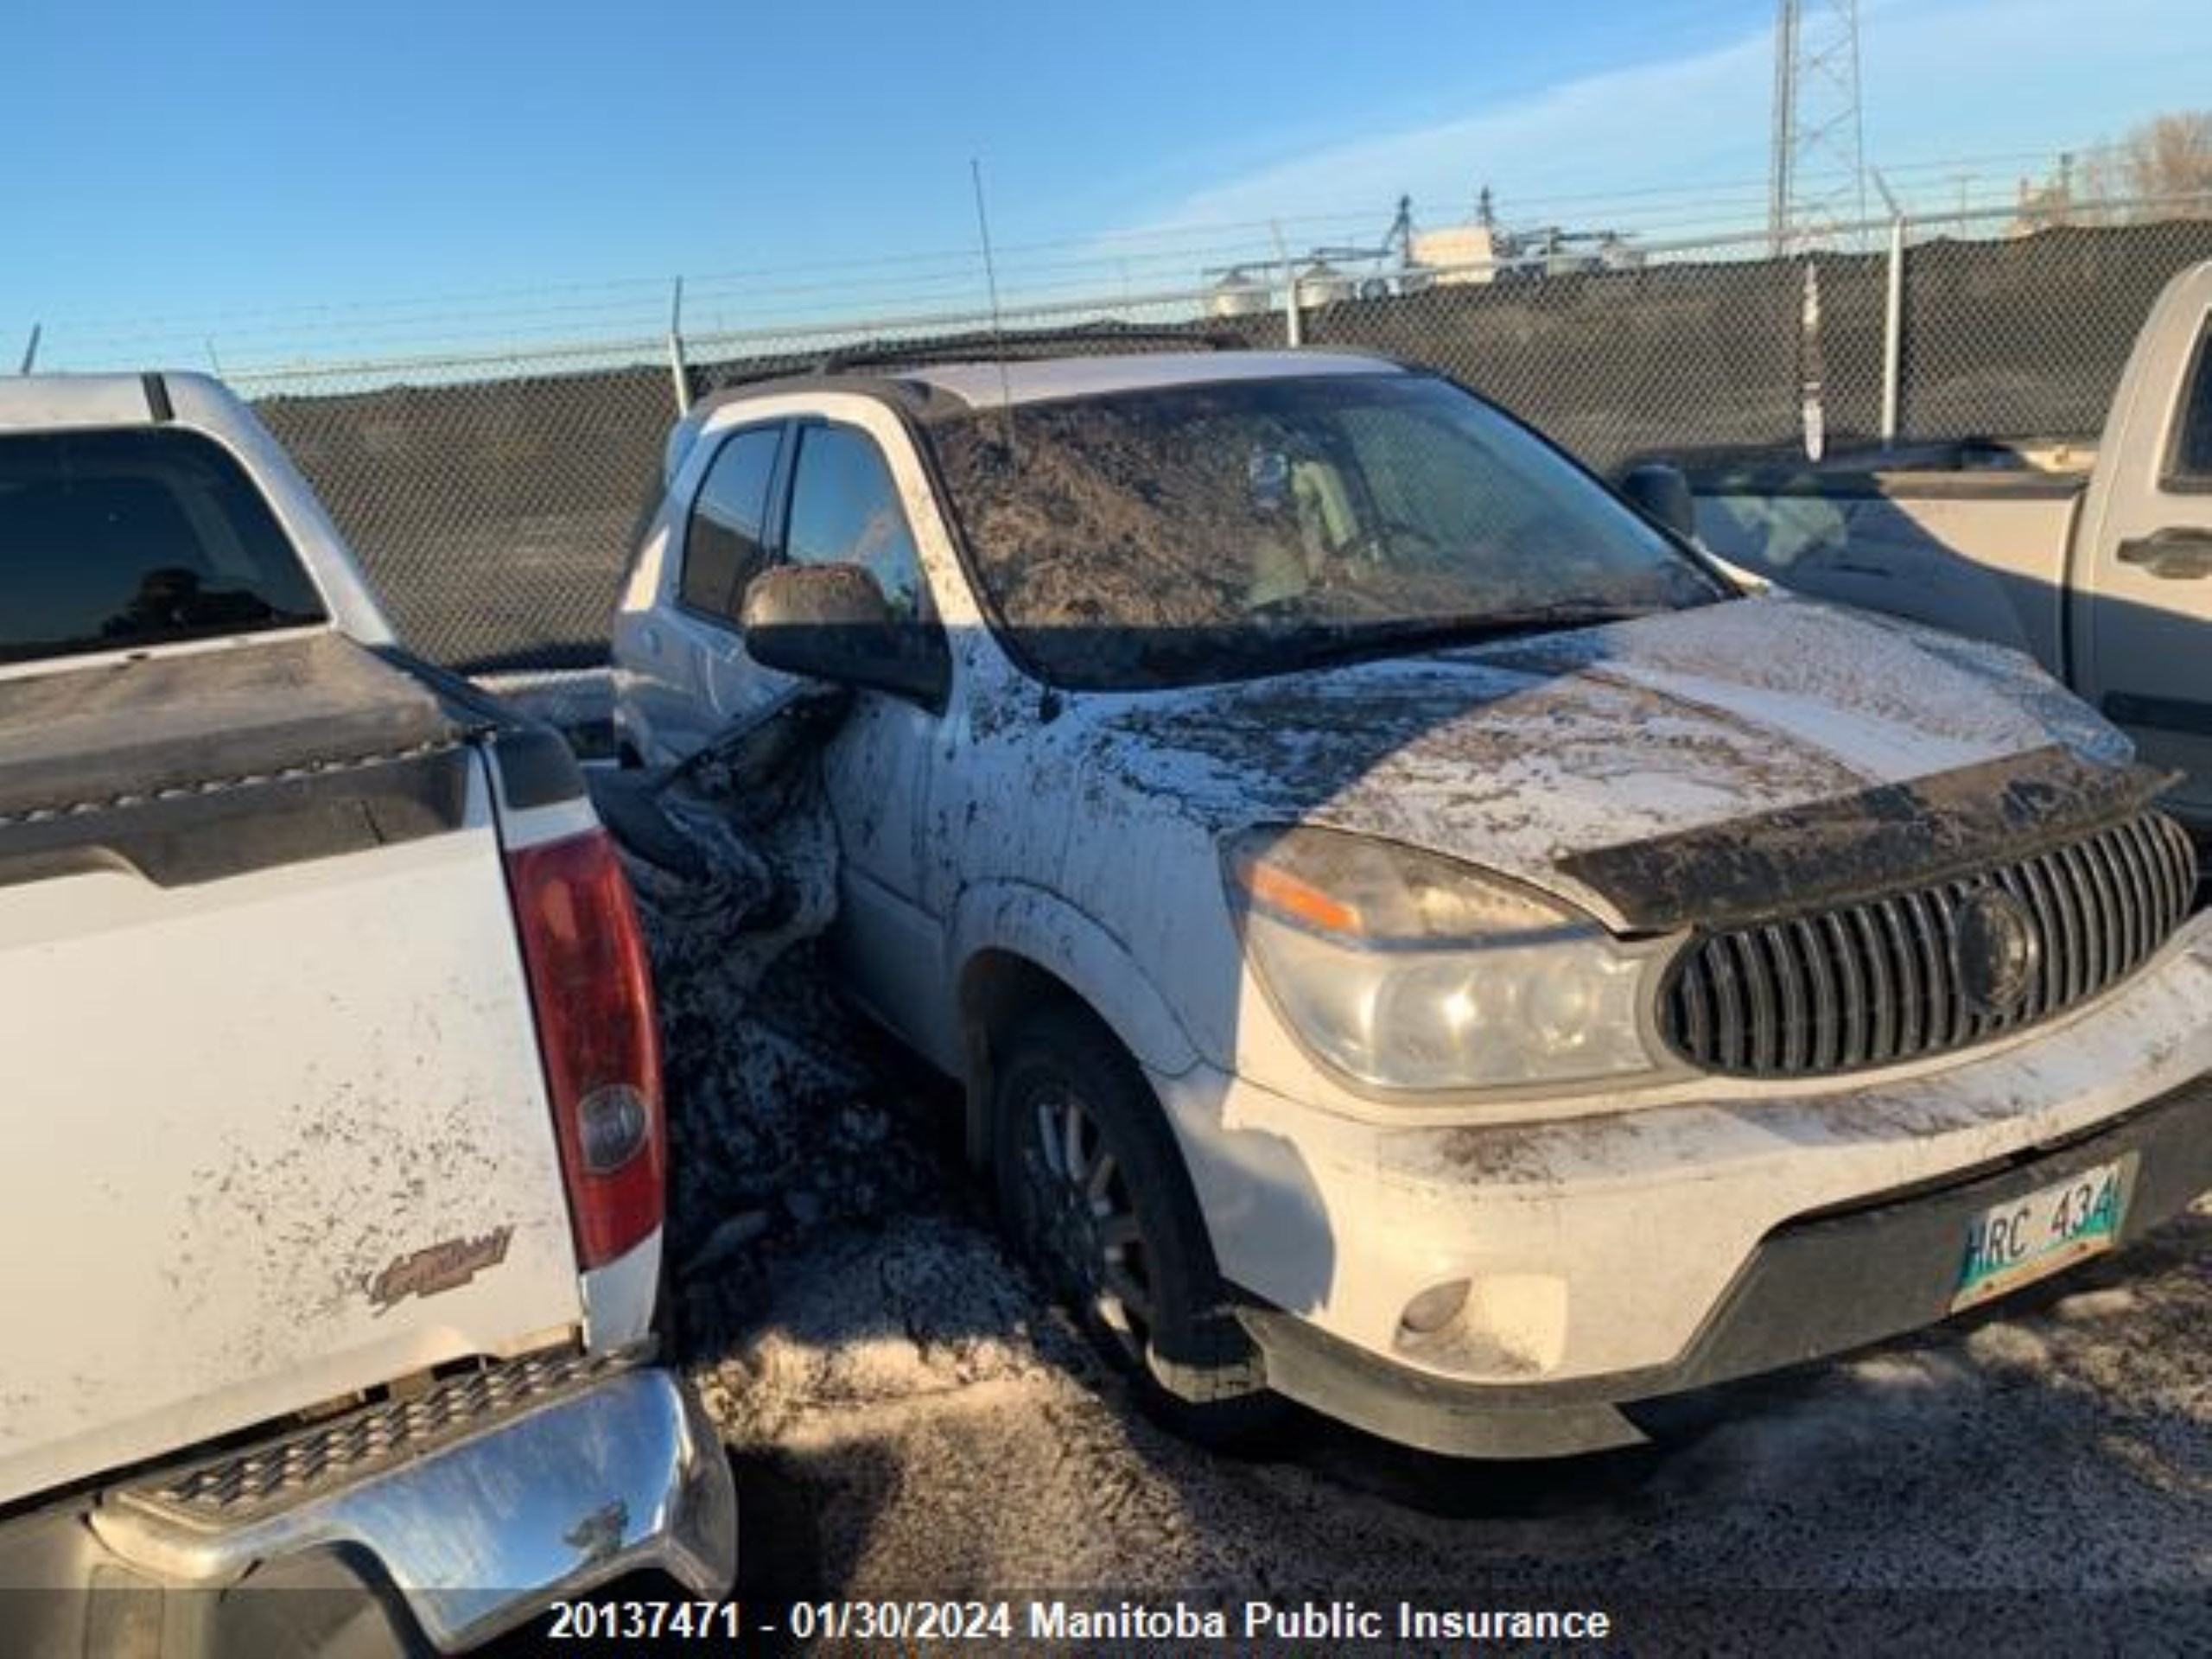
[2171,321,2212,483]
[0,428,326,666]
[681,425,782,620]
[784,424,926,619]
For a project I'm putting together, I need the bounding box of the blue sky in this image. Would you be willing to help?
[8,0,2209,366]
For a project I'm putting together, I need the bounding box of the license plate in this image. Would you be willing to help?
[1952,1157,2132,1311]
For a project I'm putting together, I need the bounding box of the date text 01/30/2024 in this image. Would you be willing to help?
[541,1599,1619,1645]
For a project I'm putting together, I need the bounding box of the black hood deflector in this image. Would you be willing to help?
[1559,745,2177,933]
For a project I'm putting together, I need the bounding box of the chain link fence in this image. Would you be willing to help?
[237,345,678,672]
[217,195,2212,674]
[1894,209,2212,442]
[1300,239,1875,469]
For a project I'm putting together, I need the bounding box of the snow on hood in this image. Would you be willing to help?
[1076,595,2134,918]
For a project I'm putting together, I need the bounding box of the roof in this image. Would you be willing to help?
[0,372,185,432]
[0,372,264,438]
[692,349,1405,426]
[899,349,1402,408]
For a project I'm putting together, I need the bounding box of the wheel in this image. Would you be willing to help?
[992,1002,1288,1449]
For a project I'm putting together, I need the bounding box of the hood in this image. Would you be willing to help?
[1076,594,2152,931]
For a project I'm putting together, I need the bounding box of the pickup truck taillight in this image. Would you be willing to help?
[505,829,665,1270]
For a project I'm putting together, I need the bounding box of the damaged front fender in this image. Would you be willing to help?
[950,883,1205,1152]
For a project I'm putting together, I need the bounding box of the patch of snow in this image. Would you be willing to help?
[2050,1287,2139,1323]
[1964,1320,2056,1371]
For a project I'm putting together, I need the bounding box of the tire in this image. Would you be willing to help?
[991,1001,1288,1450]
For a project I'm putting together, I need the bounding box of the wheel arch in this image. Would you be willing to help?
[950,883,1203,1167]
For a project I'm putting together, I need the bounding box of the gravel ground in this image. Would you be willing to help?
[607,749,2212,1657]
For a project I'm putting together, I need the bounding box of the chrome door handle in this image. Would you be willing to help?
[2117,528,2212,580]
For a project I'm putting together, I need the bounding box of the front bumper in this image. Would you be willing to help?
[1239,1069,2212,1457]
[0,1348,734,1655]
[1152,912,2212,1455]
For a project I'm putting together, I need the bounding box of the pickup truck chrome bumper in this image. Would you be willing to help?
[2,1347,734,1655]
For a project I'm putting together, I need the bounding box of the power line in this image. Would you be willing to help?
[33,141,2146,372]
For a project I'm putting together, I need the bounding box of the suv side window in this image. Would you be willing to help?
[2171,321,2212,485]
[784,424,927,619]
[680,424,783,620]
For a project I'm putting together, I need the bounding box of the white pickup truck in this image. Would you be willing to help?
[1683,258,2212,836]
[0,375,733,1655]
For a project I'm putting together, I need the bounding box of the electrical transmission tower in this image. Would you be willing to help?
[1768,0,1868,253]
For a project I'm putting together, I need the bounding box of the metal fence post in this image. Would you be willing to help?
[667,276,693,416]
[1797,260,1826,463]
[1881,213,1906,448]
[1269,221,1303,349]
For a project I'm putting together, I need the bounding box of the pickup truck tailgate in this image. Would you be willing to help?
[0,635,584,1507]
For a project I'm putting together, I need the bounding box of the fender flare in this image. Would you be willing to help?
[949,880,1204,1160]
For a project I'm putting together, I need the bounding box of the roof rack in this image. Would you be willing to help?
[812,324,1248,375]
[682,324,1255,412]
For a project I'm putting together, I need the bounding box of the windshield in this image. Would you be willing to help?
[0,428,327,666]
[926,372,1727,690]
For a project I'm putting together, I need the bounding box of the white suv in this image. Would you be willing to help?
[613,346,2212,1456]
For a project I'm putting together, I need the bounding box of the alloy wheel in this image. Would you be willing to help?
[1021,1085,1156,1369]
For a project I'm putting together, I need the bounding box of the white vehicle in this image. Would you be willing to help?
[1688,257,2212,836]
[0,375,734,1654]
[613,345,2212,1457]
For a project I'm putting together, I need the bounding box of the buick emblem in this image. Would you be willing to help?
[1954,887,2041,1015]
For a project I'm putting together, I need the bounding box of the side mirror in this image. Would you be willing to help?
[741,563,950,709]
[1618,462,1699,540]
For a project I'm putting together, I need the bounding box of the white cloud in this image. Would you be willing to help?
[1137,29,1768,238]
[1101,0,2212,250]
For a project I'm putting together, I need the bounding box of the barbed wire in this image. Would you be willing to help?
[195,200,2212,678]
[24,142,2177,372]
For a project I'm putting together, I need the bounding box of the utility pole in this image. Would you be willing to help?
[1769,0,1869,254]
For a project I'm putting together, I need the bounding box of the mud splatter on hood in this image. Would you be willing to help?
[1073,595,2134,920]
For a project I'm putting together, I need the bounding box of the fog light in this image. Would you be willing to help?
[578,1084,651,1173]
[1398,1279,1471,1337]
[1393,1274,1570,1377]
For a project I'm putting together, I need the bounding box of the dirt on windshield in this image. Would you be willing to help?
[931,406,1281,652]
[925,379,1712,691]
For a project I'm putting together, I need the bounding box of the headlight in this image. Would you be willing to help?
[1224,826,1675,1094]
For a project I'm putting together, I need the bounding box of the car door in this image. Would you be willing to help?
[642,420,787,760]
[772,418,949,1039]
[2077,275,2212,831]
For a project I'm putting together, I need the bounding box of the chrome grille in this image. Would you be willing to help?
[1661,813,2198,1078]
